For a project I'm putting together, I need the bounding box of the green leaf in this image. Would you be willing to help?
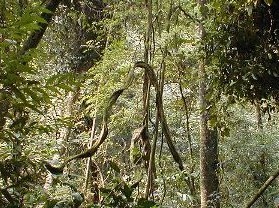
[46,74,59,85]
[46,85,61,96]
[6,73,24,85]
[35,87,51,103]
[136,198,156,208]
[120,183,133,199]
[13,87,27,103]
[40,7,52,14]
[109,160,120,173]
[24,103,42,114]
[24,87,41,103]
[100,187,112,194]
[221,127,230,137]
[57,83,73,91]
[209,115,218,128]
[36,16,48,24]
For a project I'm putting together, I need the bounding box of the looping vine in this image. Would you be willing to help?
[45,61,184,174]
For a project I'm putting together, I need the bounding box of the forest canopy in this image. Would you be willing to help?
[1,0,279,208]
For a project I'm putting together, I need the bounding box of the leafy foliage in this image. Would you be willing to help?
[208,0,279,102]
[1,0,279,207]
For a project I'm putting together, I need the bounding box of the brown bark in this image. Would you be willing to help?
[135,62,184,171]
[198,0,219,207]
[199,125,219,207]
[88,160,103,203]
[143,0,154,199]
[255,101,263,130]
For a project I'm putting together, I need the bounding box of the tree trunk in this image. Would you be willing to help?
[255,101,263,130]
[198,0,219,207]
[199,126,219,207]
[21,0,62,54]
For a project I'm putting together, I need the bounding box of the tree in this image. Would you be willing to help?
[207,0,279,206]
[197,0,219,207]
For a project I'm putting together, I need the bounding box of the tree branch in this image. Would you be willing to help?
[177,6,201,24]
[245,168,279,208]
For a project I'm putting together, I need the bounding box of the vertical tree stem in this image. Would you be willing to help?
[84,104,98,193]
[144,0,154,199]
[198,0,220,207]
[255,100,263,130]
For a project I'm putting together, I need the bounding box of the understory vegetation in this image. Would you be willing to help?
[1,0,279,207]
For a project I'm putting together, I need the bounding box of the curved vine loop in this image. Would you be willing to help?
[44,61,184,174]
